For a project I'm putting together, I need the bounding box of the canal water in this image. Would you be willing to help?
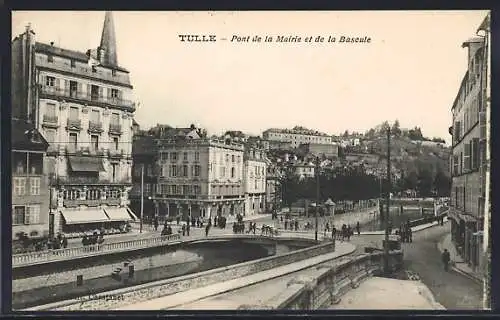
[12,239,310,310]
[361,208,430,232]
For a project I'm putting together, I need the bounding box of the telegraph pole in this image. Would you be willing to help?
[315,156,320,242]
[384,128,391,274]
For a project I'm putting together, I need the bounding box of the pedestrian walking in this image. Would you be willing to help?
[408,227,412,243]
[214,216,218,227]
[154,217,159,232]
[331,227,336,240]
[176,216,180,225]
[356,221,360,236]
[295,219,299,231]
[284,220,288,230]
[346,225,352,241]
[280,215,283,223]
[442,249,451,271]
[182,224,186,236]
[205,223,210,237]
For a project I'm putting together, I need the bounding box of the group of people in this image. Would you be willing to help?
[330,222,361,241]
[81,231,104,247]
[280,216,300,231]
[396,221,413,243]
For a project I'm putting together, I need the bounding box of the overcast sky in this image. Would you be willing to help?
[12,10,488,143]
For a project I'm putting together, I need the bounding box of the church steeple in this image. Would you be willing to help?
[99,11,118,67]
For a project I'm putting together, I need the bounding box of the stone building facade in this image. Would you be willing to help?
[12,12,137,237]
[243,147,267,216]
[448,31,488,272]
[152,135,245,220]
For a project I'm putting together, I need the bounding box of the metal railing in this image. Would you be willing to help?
[12,233,181,267]
[63,198,121,207]
[39,85,134,109]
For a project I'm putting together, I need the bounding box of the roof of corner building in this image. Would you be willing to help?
[12,119,49,151]
[34,42,129,73]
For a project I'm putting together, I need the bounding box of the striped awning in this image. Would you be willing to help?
[68,156,105,172]
[104,207,134,222]
[61,209,110,225]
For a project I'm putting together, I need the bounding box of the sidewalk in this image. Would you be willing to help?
[437,231,482,285]
[116,241,357,310]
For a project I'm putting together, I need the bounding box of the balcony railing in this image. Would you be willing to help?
[88,121,103,133]
[56,176,131,185]
[109,123,122,135]
[64,198,121,207]
[66,118,82,130]
[108,148,124,158]
[39,85,135,110]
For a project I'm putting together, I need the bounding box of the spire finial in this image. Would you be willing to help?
[99,11,118,66]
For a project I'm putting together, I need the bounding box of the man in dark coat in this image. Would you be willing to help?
[442,249,451,271]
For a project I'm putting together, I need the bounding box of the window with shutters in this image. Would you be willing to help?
[170,165,177,177]
[183,152,188,161]
[90,110,100,123]
[195,152,200,162]
[464,142,471,171]
[13,177,26,196]
[171,152,177,161]
[48,55,54,63]
[459,152,463,174]
[471,138,479,170]
[25,205,40,224]
[70,81,78,97]
[69,106,79,120]
[194,185,201,195]
[182,165,188,177]
[453,121,461,143]
[193,165,200,177]
[91,85,99,101]
[70,59,76,68]
[111,88,119,99]
[13,206,26,225]
[30,177,41,196]
[46,103,56,117]
[46,76,55,87]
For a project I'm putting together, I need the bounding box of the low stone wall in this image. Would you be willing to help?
[238,251,404,310]
[26,240,335,311]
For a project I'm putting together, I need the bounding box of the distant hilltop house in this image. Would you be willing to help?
[411,140,446,148]
[263,126,333,150]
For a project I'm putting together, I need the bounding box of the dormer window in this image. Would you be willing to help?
[112,69,116,76]
[47,55,53,63]
[70,60,76,68]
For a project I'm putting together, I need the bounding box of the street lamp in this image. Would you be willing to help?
[315,156,320,242]
[383,127,391,274]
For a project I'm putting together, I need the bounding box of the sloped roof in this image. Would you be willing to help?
[35,42,129,72]
[132,135,157,156]
[12,119,49,151]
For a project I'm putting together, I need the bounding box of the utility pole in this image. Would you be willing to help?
[140,164,144,233]
[315,156,320,242]
[384,128,391,274]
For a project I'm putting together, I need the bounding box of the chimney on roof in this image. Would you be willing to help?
[50,41,54,46]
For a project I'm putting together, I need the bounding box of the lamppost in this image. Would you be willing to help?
[315,156,320,242]
[383,127,391,274]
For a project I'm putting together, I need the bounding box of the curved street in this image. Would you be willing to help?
[349,223,482,310]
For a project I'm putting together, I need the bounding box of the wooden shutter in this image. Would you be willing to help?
[39,74,46,87]
[55,78,60,90]
[77,82,82,96]
[64,80,70,92]
[98,86,103,98]
[87,84,91,98]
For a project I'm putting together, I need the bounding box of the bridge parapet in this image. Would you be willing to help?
[24,239,336,311]
[238,250,404,310]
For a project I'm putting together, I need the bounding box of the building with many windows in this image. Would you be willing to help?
[263,126,333,149]
[243,147,267,216]
[12,12,137,237]
[135,126,245,221]
[448,25,488,272]
[12,119,50,241]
